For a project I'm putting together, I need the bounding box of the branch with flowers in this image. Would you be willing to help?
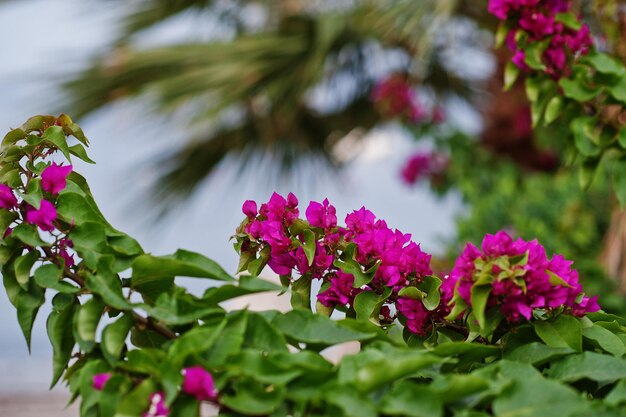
[1,115,626,417]
[489,0,626,205]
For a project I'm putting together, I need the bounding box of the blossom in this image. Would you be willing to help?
[371,75,425,123]
[306,199,337,230]
[25,200,57,231]
[182,366,217,401]
[41,163,72,195]
[0,184,17,209]
[58,238,75,267]
[92,373,111,390]
[448,231,600,322]
[259,192,299,225]
[144,392,169,417]
[396,297,432,336]
[401,153,432,185]
[317,271,357,307]
[242,200,257,218]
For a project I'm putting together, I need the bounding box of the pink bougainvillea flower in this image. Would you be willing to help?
[396,297,432,336]
[401,153,432,185]
[306,198,337,230]
[182,366,217,401]
[448,230,600,322]
[144,392,169,417]
[242,200,258,218]
[92,373,111,390]
[0,184,17,209]
[317,271,357,308]
[41,163,72,195]
[58,238,75,267]
[26,200,57,231]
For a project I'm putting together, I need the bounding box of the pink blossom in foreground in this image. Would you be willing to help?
[26,200,57,231]
[396,297,432,336]
[448,230,599,322]
[0,184,17,209]
[144,392,169,417]
[182,366,217,401]
[92,373,111,390]
[41,163,72,195]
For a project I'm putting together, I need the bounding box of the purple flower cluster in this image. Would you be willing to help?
[371,75,445,124]
[239,193,445,336]
[448,230,600,322]
[93,367,217,417]
[489,0,592,78]
[0,162,75,267]
[400,152,448,186]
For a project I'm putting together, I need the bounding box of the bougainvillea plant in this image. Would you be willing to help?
[1,114,626,416]
[490,0,626,205]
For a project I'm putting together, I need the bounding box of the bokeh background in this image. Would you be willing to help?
[1,1,624,415]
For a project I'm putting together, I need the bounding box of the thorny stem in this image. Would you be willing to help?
[42,246,177,340]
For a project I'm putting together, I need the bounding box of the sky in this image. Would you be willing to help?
[0,0,465,392]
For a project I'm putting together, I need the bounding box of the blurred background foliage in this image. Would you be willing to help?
[58,0,625,312]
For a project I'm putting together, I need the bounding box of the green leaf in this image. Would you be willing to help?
[608,76,626,103]
[142,290,224,325]
[20,178,43,209]
[613,159,626,208]
[431,342,500,359]
[290,275,311,310]
[587,52,625,75]
[504,342,573,366]
[85,270,132,311]
[203,311,247,367]
[132,250,234,281]
[554,12,582,30]
[102,313,135,365]
[606,379,626,407]
[244,312,289,353]
[546,270,573,288]
[11,223,49,247]
[114,378,156,417]
[470,285,491,331]
[380,382,442,417]
[34,263,80,293]
[74,296,105,353]
[325,387,377,417]
[417,275,442,311]
[43,126,72,162]
[354,287,392,323]
[220,379,285,416]
[168,320,226,366]
[0,209,17,235]
[559,77,598,102]
[334,257,377,288]
[524,41,548,71]
[14,250,39,289]
[69,143,96,164]
[504,61,520,91]
[302,229,316,266]
[169,395,199,417]
[355,350,442,391]
[100,375,132,417]
[582,323,626,357]
[493,361,589,417]
[16,281,45,352]
[271,310,375,346]
[202,275,282,304]
[534,315,582,352]
[544,95,562,124]
[226,349,302,385]
[549,352,626,383]
[430,374,490,403]
[571,117,601,157]
[47,293,77,387]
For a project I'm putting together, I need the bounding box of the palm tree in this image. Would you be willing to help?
[62,0,469,206]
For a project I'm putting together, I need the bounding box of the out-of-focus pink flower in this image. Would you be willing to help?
[144,392,169,417]
[0,184,17,209]
[182,366,217,401]
[92,373,111,390]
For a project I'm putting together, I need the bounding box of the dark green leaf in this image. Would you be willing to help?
[74,296,105,353]
[16,280,45,351]
[606,379,626,407]
[504,61,519,91]
[417,275,442,311]
[325,387,377,417]
[549,352,626,383]
[132,250,234,281]
[354,287,391,323]
[302,229,316,266]
[114,378,156,417]
[560,77,598,102]
[613,159,626,208]
[582,324,626,357]
[470,285,491,331]
[380,381,442,417]
[34,263,80,293]
[504,342,573,366]
[534,314,582,352]
[220,379,285,416]
[102,314,135,365]
[271,310,375,346]
[168,320,226,366]
[14,250,39,289]
[11,223,49,247]
[69,143,96,164]
[554,12,582,30]
[47,293,77,387]
[43,126,72,162]
[586,52,625,75]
